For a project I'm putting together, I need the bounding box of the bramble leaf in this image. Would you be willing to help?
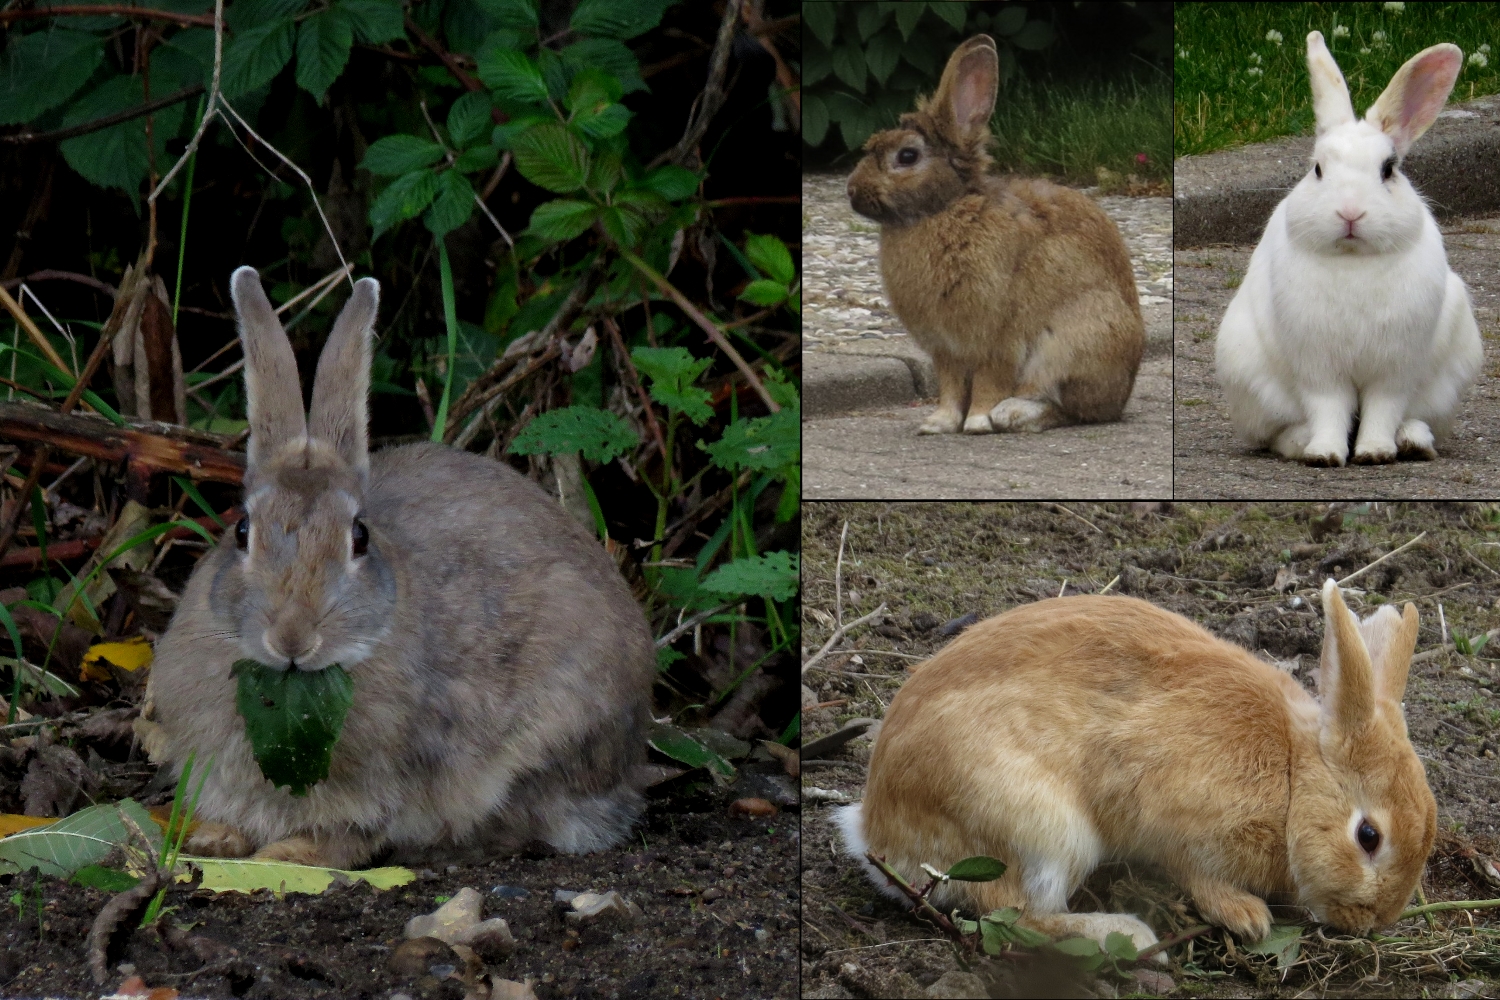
[447,90,493,149]
[338,0,405,44]
[424,169,476,237]
[526,198,601,243]
[232,660,354,797]
[220,17,297,98]
[630,346,713,424]
[369,168,441,237]
[477,49,549,104]
[295,7,354,102]
[511,122,590,193]
[507,405,640,463]
[0,30,104,125]
[361,135,446,176]
[702,551,799,602]
[744,232,795,285]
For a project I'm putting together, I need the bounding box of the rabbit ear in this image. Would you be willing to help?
[1366,42,1461,156]
[935,34,998,133]
[1306,31,1355,135]
[308,277,379,479]
[231,265,307,472]
[1363,602,1419,703]
[1318,580,1377,739]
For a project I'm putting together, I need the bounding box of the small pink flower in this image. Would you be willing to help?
[1136,153,1149,165]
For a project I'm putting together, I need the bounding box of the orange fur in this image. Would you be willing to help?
[846,585,1436,947]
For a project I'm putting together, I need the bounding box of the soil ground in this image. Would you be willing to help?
[0,772,798,999]
[1174,216,1500,498]
[801,501,1500,999]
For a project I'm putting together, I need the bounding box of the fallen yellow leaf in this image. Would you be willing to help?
[0,814,56,837]
[81,636,154,683]
[147,803,200,842]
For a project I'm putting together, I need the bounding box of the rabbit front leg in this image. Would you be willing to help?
[918,350,968,435]
[1351,390,1408,464]
[1181,872,1272,943]
[1295,388,1357,466]
[962,365,1014,434]
[255,830,381,870]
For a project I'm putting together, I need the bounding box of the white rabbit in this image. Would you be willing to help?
[1216,31,1482,466]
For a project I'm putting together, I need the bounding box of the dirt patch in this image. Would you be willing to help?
[0,773,798,999]
[1174,217,1500,498]
[801,501,1500,999]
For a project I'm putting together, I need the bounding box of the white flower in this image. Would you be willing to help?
[1266,29,1284,45]
[1332,24,1350,39]
[1177,47,1191,60]
[1249,52,1263,65]
[1360,47,1371,55]
[1384,1,1405,12]
[1470,51,1490,68]
[1246,66,1264,77]
[1481,44,1492,54]
[1372,30,1386,43]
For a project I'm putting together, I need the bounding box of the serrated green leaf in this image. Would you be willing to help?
[574,102,632,140]
[744,232,795,285]
[570,0,674,40]
[1051,937,1102,957]
[631,346,713,424]
[221,17,297,98]
[702,551,798,602]
[561,37,644,93]
[646,722,735,779]
[232,660,353,797]
[738,279,787,308]
[476,0,539,30]
[227,0,308,32]
[60,74,185,200]
[447,90,493,149]
[477,48,549,103]
[511,122,590,193]
[453,144,498,172]
[804,1,836,46]
[701,408,798,474]
[598,205,646,248]
[369,168,440,237]
[525,198,600,243]
[0,800,160,877]
[507,406,640,463]
[490,114,550,151]
[638,164,698,201]
[615,188,669,216]
[945,856,1008,882]
[361,135,445,176]
[338,0,406,44]
[566,66,624,111]
[295,7,353,102]
[0,30,104,125]
[424,169,476,237]
[1103,931,1139,961]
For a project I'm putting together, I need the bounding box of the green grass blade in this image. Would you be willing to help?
[430,238,459,443]
[0,600,26,724]
[171,476,225,528]
[173,96,205,327]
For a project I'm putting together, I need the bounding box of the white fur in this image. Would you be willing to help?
[1216,32,1481,466]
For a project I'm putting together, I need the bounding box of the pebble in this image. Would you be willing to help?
[701,887,725,902]
[491,885,530,899]
[564,890,643,927]
[404,887,483,943]
[388,937,458,980]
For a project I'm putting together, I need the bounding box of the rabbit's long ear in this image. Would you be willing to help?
[308,277,379,478]
[1318,580,1376,740]
[934,34,998,134]
[1367,42,1461,156]
[1360,602,1419,704]
[231,266,307,472]
[1307,31,1355,135]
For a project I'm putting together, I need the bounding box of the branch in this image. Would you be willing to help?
[0,5,216,26]
[405,15,485,92]
[601,315,667,464]
[1335,531,1427,587]
[0,401,245,484]
[655,601,738,649]
[864,853,975,951]
[1,83,203,145]
[619,250,779,413]
[652,0,744,169]
[0,270,118,298]
[1133,925,1212,964]
[801,603,888,675]
[1399,897,1500,920]
[149,0,222,203]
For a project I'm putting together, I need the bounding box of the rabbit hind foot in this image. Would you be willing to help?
[184,821,254,858]
[1021,911,1167,965]
[1396,419,1436,460]
[988,397,1068,433]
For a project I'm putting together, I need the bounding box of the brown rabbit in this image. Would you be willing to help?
[847,35,1145,435]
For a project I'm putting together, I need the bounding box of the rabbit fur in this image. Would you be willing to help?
[838,580,1436,956]
[846,34,1144,436]
[140,266,656,869]
[1216,31,1482,466]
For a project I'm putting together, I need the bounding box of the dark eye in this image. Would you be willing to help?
[234,514,249,551]
[1357,819,1381,854]
[352,518,369,557]
[1381,157,1396,181]
[1314,162,1322,179]
[896,147,919,166]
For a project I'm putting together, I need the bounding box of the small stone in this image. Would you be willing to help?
[491,885,529,900]
[390,994,414,1000]
[445,865,460,875]
[754,928,770,943]
[925,970,987,999]
[404,887,483,944]
[417,868,439,881]
[388,937,458,980]
[727,797,778,819]
[1131,968,1175,994]
[456,917,516,962]
[116,963,136,977]
[564,890,643,926]
[554,889,580,903]
[701,887,725,902]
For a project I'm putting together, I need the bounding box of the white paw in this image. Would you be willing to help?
[1351,442,1397,465]
[1069,912,1167,965]
[918,410,962,435]
[989,397,1049,432]
[1396,420,1436,460]
[962,413,993,434]
[1301,435,1347,467]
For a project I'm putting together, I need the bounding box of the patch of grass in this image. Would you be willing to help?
[1176,2,1500,156]
[992,71,1171,185]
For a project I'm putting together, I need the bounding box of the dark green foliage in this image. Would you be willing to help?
[232,660,354,797]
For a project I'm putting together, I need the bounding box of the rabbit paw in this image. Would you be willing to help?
[918,409,963,435]
[1396,420,1437,460]
[1188,878,1272,943]
[988,397,1052,433]
[1351,442,1397,465]
[962,413,994,434]
[185,821,255,858]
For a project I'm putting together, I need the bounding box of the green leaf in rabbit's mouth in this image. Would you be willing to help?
[231,659,353,797]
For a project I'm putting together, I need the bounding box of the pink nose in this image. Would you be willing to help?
[1337,209,1365,223]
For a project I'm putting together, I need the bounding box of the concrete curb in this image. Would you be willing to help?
[1174,92,1500,248]
[806,304,1171,419]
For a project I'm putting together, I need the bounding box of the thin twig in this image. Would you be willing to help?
[652,0,743,169]
[0,270,118,298]
[149,0,222,202]
[1336,531,1428,587]
[0,282,76,375]
[1399,897,1500,920]
[864,853,974,950]
[1097,574,1122,595]
[2,83,203,145]
[418,99,512,248]
[655,601,738,649]
[801,603,888,676]
[0,4,217,26]
[1047,502,1101,533]
[619,250,778,413]
[405,15,485,92]
[835,521,849,630]
[1134,924,1213,964]
[601,316,666,462]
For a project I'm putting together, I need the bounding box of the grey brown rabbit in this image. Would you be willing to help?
[847,34,1144,435]
[138,266,656,869]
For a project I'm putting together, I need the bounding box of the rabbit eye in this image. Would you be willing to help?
[896,147,920,166]
[352,518,369,557]
[1381,157,1396,182]
[1357,819,1380,854]
[234,514,249,551]
[1314,163,1322,180]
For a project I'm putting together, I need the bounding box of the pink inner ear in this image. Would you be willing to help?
[952,55,995,128]
[1391,49,1459,146]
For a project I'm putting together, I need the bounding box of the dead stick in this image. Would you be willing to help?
[2,83,203,145]
[801,602,888,675]
[0,282,76,376]
[864,853,975,951]
[601,316,667,463]
[0,4,216,25]
[1335,531,1428,587]
[1134,924,1212,964]
[87,866,164,984]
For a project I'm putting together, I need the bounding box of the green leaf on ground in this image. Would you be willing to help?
[186,857,415,894]
[646,722,735,780]
[1244,924,1304,969]
[71,865,140,892]
[0,799,160,877]
[702,551,798,602]
[232,660,354,797]
[507,406,640,463]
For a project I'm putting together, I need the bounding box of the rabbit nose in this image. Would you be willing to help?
[1337,208,1366,223]
[263,626,322,665]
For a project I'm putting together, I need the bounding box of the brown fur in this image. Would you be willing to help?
[846,35,1145,435]
[850,584,1436,945]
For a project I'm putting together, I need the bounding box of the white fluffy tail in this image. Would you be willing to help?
[833,802,908,903]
